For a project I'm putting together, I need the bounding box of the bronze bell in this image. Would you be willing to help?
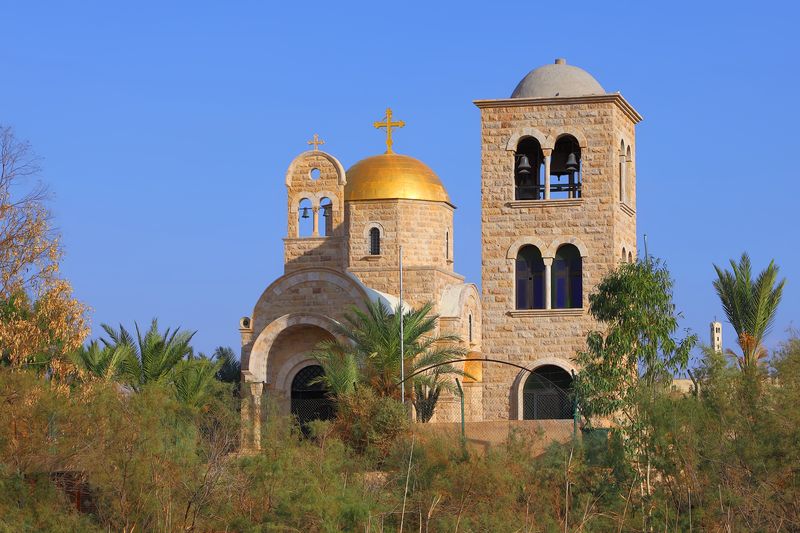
[517,154,532,175]
[565,152,579,173]
[301,207,310,219]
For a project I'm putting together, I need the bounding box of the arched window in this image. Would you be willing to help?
[320,197,333,236]
[468,313,473,343]
[551,136,582,199]
[290,365,334,429]
[515,245,545,309]
[514,137,545,200]
[298,198,313,237]
[523,365,574,420]
[628,251,633,264]
[369,227,381,255]
[622,246,627,263]
[553,244,582,309]
[446,231,449,260]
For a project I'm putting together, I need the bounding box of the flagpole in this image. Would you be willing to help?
[399,245,405,404]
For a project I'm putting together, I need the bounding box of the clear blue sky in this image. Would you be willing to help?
[2,1,798,362]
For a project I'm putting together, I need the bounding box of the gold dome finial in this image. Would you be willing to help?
[373,107,405,154]
[307,133,324,151]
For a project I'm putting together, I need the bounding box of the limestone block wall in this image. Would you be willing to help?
[345,199,455,272]
[475,95,641,420]
[284,150,347,267]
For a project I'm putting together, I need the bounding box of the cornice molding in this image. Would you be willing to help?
[474,93,643,124]
[507,308,585,318]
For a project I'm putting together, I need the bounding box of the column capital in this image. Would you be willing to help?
[542,148,553,157]
[249,382,264,397]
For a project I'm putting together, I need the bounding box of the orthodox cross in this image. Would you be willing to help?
[307,133,325,151]
[373,108,405,154]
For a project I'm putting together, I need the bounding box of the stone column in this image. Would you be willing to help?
[542,150,552,200]
[312,207,319,237]
[543,257,553,309]
[250,382,264,451]
[240,381,251,451]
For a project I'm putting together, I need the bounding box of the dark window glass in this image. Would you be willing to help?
[369,227,381,255]
[515,245,545,309]
[553,244,582,309]
[523,365,574,420]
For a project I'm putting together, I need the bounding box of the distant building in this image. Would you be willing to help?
[710,320,723,353]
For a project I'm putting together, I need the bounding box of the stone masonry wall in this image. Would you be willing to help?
[477,97,639,420]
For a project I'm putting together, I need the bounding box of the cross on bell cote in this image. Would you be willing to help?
[373,108,405,154]
[307,133,325,151]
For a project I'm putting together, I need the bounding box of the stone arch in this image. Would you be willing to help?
[506,236,551,259]
[505,127,552,152]
[553,130,589,150]
[548,236,589,258]
[243,312,343,384]
[510,358,577,420]
[313,191,341,211]
[249,268,369,335]
[285,150,347,187]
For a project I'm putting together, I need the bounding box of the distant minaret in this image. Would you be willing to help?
[710,320,723,353]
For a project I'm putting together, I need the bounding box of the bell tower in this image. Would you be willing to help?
[474,59,643,420]
[283,135,347,273]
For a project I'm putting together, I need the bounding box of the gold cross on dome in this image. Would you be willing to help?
[307,133,325,151]
[373,108,405,154]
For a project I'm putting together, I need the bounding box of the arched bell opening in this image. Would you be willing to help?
[320,197,333,236]
[290,364,334,428]
[551,136,582,199]
[523,365,574,420]
[298,198,313,237]
[514,137,545,200]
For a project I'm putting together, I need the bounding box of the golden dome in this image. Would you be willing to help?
[345,153,451,204]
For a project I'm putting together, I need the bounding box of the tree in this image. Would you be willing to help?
[69,340,133,383]
[312,299,466,420]
[713,253,785,370]
[211,346,241,384]
[100,319,194,390]
[0,126,89,375]
[574,259,697,524]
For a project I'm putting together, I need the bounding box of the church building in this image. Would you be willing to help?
[239,59,641,450]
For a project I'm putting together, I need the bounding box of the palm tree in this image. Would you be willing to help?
[713,253,785,369]
[211,346,241,384]
[173,357,224,407]
[69,341,133,383]
[101,318,195,390]
[312,299,467,420]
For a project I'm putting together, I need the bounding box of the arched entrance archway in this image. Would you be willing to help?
[523,364,574,420]
[290,364,334,426]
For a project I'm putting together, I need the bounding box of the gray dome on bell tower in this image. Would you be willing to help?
[511,58,605,99]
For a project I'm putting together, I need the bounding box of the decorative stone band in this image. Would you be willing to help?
[506,199,583,209]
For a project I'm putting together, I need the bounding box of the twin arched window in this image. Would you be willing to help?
[514,135,582,200]
[515,244,582,310]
